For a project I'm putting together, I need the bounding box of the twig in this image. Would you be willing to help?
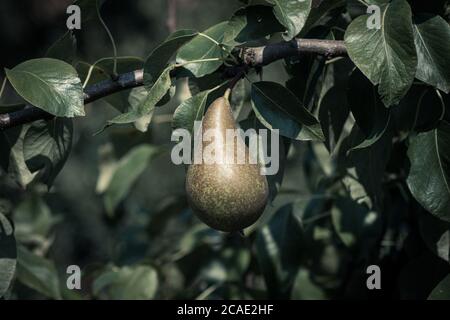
[0,38,347,131]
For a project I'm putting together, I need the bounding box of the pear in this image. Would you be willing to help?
[185,90,269,232]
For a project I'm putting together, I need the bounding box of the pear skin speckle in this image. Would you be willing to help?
[186,96,269,232]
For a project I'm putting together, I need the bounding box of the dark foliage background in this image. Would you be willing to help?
[0,0,449,300]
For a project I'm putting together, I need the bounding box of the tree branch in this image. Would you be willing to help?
[240,38,347,66]
[0,39,347,131]
[0,70,144,131]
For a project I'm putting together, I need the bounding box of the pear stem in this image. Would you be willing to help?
[225,67,247,100]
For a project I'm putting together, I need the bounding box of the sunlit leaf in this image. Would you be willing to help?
[176,22,230,77]
[266,0,312,40]
[344,0,417,106]
[5,58,84,117]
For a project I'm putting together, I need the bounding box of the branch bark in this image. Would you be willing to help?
[0,39,347,131]
[0,70,144,131]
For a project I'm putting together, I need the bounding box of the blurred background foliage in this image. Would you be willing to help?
[0,0,450,300]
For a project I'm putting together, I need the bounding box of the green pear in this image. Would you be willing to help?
[186,91,269,232]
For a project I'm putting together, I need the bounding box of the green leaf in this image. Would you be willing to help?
[393,86,445,136]
[428,274,450,300]
[5,58,84,117]
[172,90,209,134]
[418,210,450,263]
[0,212,16,299]
[240,115,289,203]
[291,268,326,300]
[331,197,382,250]
[145,29,197,87]
[347,69,390,150]
[16,245,61,299]
[176,22,229,77]
[344,0,417,106]
[0,126,35,188]
[108,66,173,125]
[103,145,161,216]
[301,0,346,35]
[45,31,77,64]
[251,81,324,141]
[93,265,158,300]
[224,5,284,45]
[318,86,349,151]
[127,87,154,132]
[23,118,73,188]
[340,124,393,209]
[413,14,450,93]
[256,203,304,298]
[14,195,58,242]
[266,0,312,40]
[407,121,450,222]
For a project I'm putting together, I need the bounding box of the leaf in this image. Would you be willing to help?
[5,58,84,117]
[407,121,450,222]
[251,81,324,141]
[45,31,77,64]
[103,144,161,216]
[16,245,61,299]
[0,212,16,298]
[347,69,390,150]
[224,5,284,45]
[256,203,304,298]
[176,22,230,77]
[14,195,58,241]
[0,126,36,188]
[22,118,73,188]
[127,87,153,132]
[318,86,349,151]
[240,115,289,202]
[331,197,382,251]
[291,268,326,300]
[266,0,312,40]
[145,29,197,87]
[413,14,450,93]
[341,124,393,209]
[172,90,209,134]
[344,0,417,106]
[107,66,173,125]
[93,265,158,300]
[301,0,346,35]
[428,274,450,300]
[393,86,445,137]
[418,210,450,263]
